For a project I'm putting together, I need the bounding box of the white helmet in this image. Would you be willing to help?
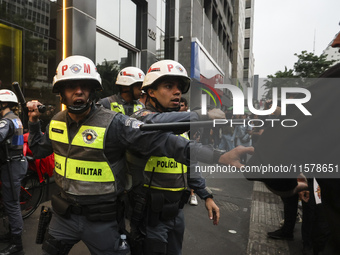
[52,55,102,93]
[142,60,191,94]
[0,89,18,104]
[116,67,145,86]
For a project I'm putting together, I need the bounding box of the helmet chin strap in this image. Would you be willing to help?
[61,90,95,115]
[120,86,139,101]
[150,97,180,112]
[67,101,91,114]
[61,96,91,114]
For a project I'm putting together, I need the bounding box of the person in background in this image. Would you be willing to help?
[127,60,234,254]
[0,89,28,255]
[246,31,340,254]
[219,112,236,152]
[234,114,252,163]
[299,178,330,255]
[139,90,147,106]
[248,114,264,147]
[179,97,188,112]
[98,66,145,116]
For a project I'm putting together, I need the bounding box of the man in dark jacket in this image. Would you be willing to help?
[246,31,340,254]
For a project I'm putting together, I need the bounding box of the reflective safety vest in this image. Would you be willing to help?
[144,133,189,191]
[49,108,116,196]
[110,101,143,115]
[5,112,24,152]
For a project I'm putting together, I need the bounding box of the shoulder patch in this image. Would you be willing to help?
[141,110,154,117]
[131,120,144,129]
[125,118,134,127]
[125,117,143,129]
[0,120,7,128]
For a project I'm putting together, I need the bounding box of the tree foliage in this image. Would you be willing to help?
[262,51,336,99]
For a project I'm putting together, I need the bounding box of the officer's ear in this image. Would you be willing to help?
[0,102,8,109]
[148,88,156,98]
[59,90,67,105]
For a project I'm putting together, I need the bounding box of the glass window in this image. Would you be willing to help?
[245,17,251,29]
[0,0,60,131]
[96,0,120,36]
[156,27,165,60]
[156,0,166,32]
[244,58,249,69]
[96,0,136,46]
[0,23,22,86]
[96,32,136,98]
[96,32,136,68]
[246,0,251,9]
[244,38,250,49]
[156,0,166,60]
[120,0,136,45]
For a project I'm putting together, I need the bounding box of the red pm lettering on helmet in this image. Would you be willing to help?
[62,65,68,75]
[167,64,173,72]
[84,64,91,74]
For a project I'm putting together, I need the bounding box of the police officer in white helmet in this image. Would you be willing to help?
[126,60,224,255]
[0,89,27,255]
[27,56,253,255]
[98,66,145,116]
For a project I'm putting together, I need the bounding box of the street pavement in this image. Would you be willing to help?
[0,178,304,255]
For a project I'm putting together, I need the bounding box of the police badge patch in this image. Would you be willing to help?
[82,129,98,144]
[0,120,7,128]
[70,64,82,74]
[131,120,143,129]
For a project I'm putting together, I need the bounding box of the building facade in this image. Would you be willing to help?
[323,32,340,66]
[0,0,255,122]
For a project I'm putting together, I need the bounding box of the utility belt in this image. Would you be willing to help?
[147,189,191,227]
[51,193,117,222]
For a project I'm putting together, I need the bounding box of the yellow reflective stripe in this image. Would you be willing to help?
[54,153,66,176]
[49,120,68,144]
[71,125,105,149]
[144,156,187,174]
[55,154,114,182]
[66,158,114,182]
[143,184,186,191]
[111,102,125,114]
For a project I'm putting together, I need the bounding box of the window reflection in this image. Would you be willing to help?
[96,0,120,36]
[96,0,136,46]
[0,0,59,131]
[0,23,22,86]
[120,0,136,46]
[0,0,140,131]
[156,0,166,60]
[95,32,136,100]
[96,32,136,69]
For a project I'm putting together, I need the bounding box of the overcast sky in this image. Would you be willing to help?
[253,0,340,79]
